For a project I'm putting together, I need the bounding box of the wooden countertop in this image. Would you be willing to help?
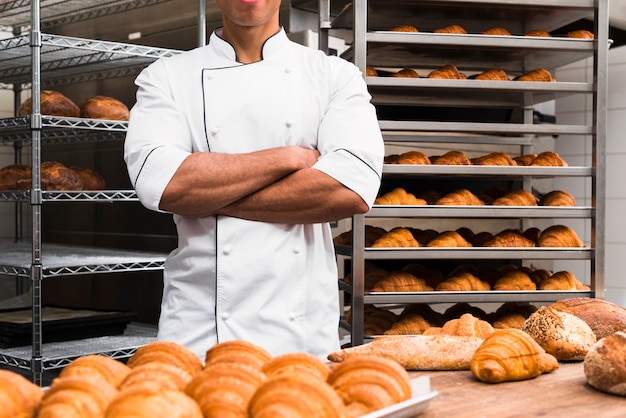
[409,362,625,417]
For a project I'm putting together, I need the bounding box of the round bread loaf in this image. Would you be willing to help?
[18,90,80,117]
[16,162,84,191]
[69,166,106,190]
[0,164,30,190]
[584,331,626,396]
[550,297,626,339]
[80,96,130,121]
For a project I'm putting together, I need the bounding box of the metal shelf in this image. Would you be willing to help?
[0,116,128,144]
[378,120,592,136]
[0,0,170,32]
[0,33,179,89]
[368,205,594,218]
[0,323,157,372]
[381,165,593,177]
[0,190,138,203]
[0,241,166,279]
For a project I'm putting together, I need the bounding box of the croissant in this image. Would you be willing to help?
[39,375,118,418]
[470,151,516,165]
[262,352,330,381]
[59,354,131,388]
[525,29,552,37]
[474,69,510,81]
[434,24,467,34]
[426,230,472,247]
[529,151,567,166]
[374,187,427,205]
[513,153,537,166]
[370,270,433,292]
[384,313,431,335]
[427,65,467,80]
[391,68,420,78]
[568,29,594,39]
[436,272,491,291]
[538,225,583,247]
[483,229,536,247]
[492,270,537,291]
[249,374,348,418]
[436,313,494,338]
[371,227,420,248]
[327,355,411,417]
[204,340,272,371]
[435,189,484,205]
[365,66,378,77]
[482,27,511,36]
[0,370,43,418]
[128,341,203,378]
[516,68,556,82]
[364,309,398,335]
[333,225,388,247]
[492,313,528,329]
[119,362,193,392]
[470,329,559,383]
[523,227,541,243]
[106,383,202,418]
[529,268,552,286]
[411,228,440,245]
[538,270,589,290]
[400,303,447,327]
[539,190,576,206]
[185,362,267,418]
[492,189,538,206]
[390,24,418,32]
[522,306,596,361]
[395,150,430,165]
[328,334,484,371]
[384,154,400,163]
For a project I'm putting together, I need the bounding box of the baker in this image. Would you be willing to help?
[124,0,384,360]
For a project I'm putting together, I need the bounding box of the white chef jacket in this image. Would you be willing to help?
[124,28,384,360]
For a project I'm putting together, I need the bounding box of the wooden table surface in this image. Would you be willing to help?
[408,362,625,417]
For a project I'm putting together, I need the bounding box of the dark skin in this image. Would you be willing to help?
[159,0,369,222]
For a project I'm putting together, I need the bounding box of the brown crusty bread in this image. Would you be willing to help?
[584,331,626,396]
[549,297,626,339]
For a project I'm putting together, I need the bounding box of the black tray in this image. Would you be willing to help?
[0,306,135,348]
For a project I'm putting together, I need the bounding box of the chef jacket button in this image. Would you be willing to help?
[285,120,293,128]
[210,128,220,136]
[222,245,231,255]
[288,312,297,321]
[292,247,300,254]
[221,313,230,320]
[285,68,292,74]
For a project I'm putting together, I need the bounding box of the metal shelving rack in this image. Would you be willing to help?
[306,0,608,346]
[0,0,182,384]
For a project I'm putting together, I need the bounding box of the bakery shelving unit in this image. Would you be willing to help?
[0,0,181,384]
[306,0,608,345]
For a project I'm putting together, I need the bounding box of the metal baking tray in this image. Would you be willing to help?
[362,376,438,418]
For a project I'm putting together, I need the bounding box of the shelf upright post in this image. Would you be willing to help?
[592,0,609,299]
[351,214,366,346]
[29,0,44,386]
[198,0,206,46]
[318,0,330,55]
[352,0,367,75]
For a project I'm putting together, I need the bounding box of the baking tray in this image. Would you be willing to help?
[0,306,135,348]
[362,375,438,418]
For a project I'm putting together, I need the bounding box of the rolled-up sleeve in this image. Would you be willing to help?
[124,59,191,212]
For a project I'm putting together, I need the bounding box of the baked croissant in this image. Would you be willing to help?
[568,30,594,39]
[39,375,118,418]
[328,355,411,417]
[59,354,131,388]
[411,228,440,245]
[539,190,576,206]
[492,270,537,291]
[483,229,536,247]
[470,329,559,383]
[374,187,427,205]
[365,66,378,77]
[0,370,43,418]
[436,272,491,291]
[427,65,467,80]
[119,362,193,392]
[538,225,583,247]
[435,313,494,338]
[474,69,510,81]
[434,24,467,34]
[516,68,556,82]
[470,151,516,165]
[262,352,330,381]
[390,24,418,32]
[371,227,420,248]
[370,270,434,292]
[128,341,203,378]
[513,153,537,166]
[482,27,511,36]
[364,309,398,335]
[391,68,420,78]
[529,151,567,166]
[204,340,272,371]
[106,383,202,418]
[395,150,431,164]
[384,313,432,335]
[333,225,388,247]
[492,189,538,206]
[426,230,473,247]
[538,270,589,290]
[435,189,484,205]
[525,29,552,37]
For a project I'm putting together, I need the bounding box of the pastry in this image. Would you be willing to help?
[59,354,131,388]
[365,66,378,77]
[0,369,43,418]
[395,150,430,164]
[470,328,558,383]
[539,190,576,206]
[515,68,556,82]
[80,96,130,121]
[525,29,552,37]
[436,272,491,291]
[522,305,596,361]
[0,164,30,190]
[391,68,419,78]
[327,354,411,416]
[483,229,536,247]
[39,375,118,418]
[513,153,537,166]
[568,30,594,39]
[400,303,447,327]
[106,383,202,418]
[492,189,538,206]
[370,270,433,292]
[435,189,484,205]
[529,151,567,166]
[262,352,330,381]
[69,166,106,190]
[370,227,420,248]
[128,341,203,378]
[523,227,541,243]
[493,270,537,291]
[584,331,626,396]
[333,225,388,247]
[431,313,494,338]
[328,334,484,371]
[426,230,472,247]
[427,65,467,80]
[549,297,626,339]
[482,27,511,36]
[16,161,84,191]
[204,340,272,371]
[469,231,494,247]
[374,188,427,205]
[470,152,516,165]
[434,24,467,34]
[474,69,510,81]
[18,90,80,117]
[538,270,589,291]
[390,24,418,32]
[118,362,193,392]
[364,309,398,335]
[537,225,583,247]
[384,313,432,335]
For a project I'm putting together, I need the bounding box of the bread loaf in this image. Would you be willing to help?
[584,331,626,396]
[0,164,30,190]
[15,162,84,191]
[69,166,106,190]
[550,297,626,339]
[18,90,80,117]
[80,96,130,121]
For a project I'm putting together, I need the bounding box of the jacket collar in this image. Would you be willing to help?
[211,27,287,64]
